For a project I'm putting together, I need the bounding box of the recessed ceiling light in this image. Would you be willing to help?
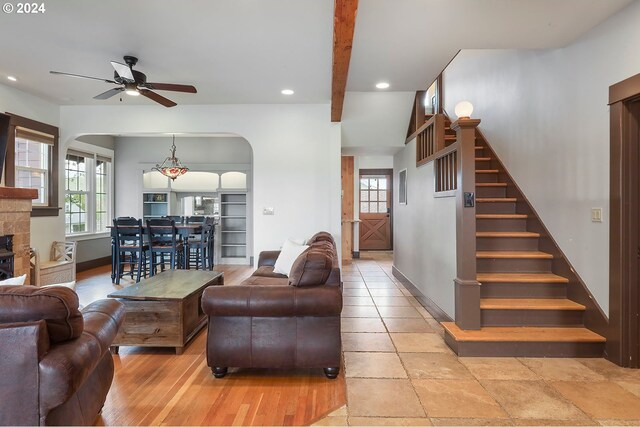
[7,76,17,82]
[375,82,390,89]
[281,89,294,95]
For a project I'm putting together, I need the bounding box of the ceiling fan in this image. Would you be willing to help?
[49,56,197,107]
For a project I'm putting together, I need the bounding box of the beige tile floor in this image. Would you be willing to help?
[314,252,640,427]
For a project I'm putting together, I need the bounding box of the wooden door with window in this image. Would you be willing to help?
[359,169,392,250]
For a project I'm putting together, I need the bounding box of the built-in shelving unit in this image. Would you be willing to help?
[143,192,170,221]
[219,193,247,262]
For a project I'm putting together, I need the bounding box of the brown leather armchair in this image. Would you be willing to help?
[0,285,125,426]
[202,232,342,379]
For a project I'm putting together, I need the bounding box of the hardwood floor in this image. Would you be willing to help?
[77,264,346,426]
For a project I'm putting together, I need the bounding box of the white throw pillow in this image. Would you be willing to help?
[42,281,77,292]
[287,237,307,246]
[273,239,309,276]
[0,274,26,286]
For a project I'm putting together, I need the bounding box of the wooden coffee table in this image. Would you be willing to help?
[108,270,223,354]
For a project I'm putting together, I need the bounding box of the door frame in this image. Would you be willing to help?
[609,72,640,368]
[358,168,393,250]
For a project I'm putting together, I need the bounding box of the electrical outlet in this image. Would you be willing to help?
[263,207,275,216]
[591,208,603,223]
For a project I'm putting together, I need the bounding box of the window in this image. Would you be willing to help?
[15,132,51,205]
[4,113,60,216]
[424,79,438,115]
[64,149,112,235]
[359,175,389,214]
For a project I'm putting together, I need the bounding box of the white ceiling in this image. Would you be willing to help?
[0,0,333,105]
[341,91,415,152]
[348,0,633,91]
[0,0,632,106]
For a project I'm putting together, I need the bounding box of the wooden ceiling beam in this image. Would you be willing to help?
[331,0,358,122]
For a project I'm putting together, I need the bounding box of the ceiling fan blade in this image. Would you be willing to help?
[50,70,116,84]
[93,87,124,100]
[144,83,197,93]
[139,89,177,107]
[110,61,135,81]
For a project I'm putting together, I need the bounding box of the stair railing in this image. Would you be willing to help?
[451,118,482,330]
[416,114,446,166]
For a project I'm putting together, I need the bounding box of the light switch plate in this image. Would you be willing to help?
[263,207,275,216]
[591,208,603,222]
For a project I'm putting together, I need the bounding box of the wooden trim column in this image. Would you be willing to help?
[452,118,481,330]
[608,72,640,367]
[341,156,355,263]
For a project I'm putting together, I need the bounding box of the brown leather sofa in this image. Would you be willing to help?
[0,285,125,426]
[202,231,342,379]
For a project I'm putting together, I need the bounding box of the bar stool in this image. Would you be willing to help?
[113,218,148,284]
[146,218,183,275]
[185,218,214,270]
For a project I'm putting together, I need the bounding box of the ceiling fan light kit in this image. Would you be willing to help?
[153,135,189,180]
[49,55,197,107]
[124,83,140,96]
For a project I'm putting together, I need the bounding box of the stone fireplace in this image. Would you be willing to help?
[0,187,38,282]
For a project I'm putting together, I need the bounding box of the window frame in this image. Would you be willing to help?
[64,150,90,235]
[15,137,51,206]
[64,142,114,238]
[4,112,60,217]
[359,175,390,214]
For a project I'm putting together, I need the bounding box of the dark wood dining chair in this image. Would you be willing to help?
[185,217,215,270]
[185,216,205,224]
[113,218,148,284]
[146,218,183,275]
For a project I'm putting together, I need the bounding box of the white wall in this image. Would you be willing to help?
[76,135,115,150]
[442,0,640,315]
[0,83,62,256]
[114,136,251,191]
[357,155,394,170]
[59,104,342,260]
[393,139,457,318]
[342,92,415,150]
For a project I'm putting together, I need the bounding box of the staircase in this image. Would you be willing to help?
[442,135,606,357]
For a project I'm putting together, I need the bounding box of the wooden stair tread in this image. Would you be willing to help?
[476,183,507,187]
[476,250,553,259]
[477,273,569,283]
[477,231,539,237]
[476,169,499,174]
[476,214,527,219]
[442,323,605,343]
[475,157,492,161]
[477,198,518,203]
[475,146,484,150]
[480,298,584,310]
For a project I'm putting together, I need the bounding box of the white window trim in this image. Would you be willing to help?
[15,140,50,206]
[65,141,114,238]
